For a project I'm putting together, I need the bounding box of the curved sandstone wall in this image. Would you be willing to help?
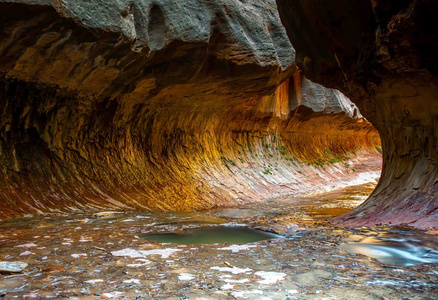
[277,0,438,229]
[0,1,380,218]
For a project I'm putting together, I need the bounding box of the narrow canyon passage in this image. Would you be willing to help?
[0,2,381,218]
[0,0,437,299]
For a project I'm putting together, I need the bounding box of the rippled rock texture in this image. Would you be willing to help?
[0,0,379,218]
[277,0,438,229]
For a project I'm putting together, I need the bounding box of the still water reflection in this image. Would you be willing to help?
[141,225,279,244]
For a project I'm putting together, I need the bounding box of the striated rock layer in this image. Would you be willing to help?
[0,1,380,218]
[277,0,438,229]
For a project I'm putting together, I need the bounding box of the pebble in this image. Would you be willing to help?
[0,261,28,272]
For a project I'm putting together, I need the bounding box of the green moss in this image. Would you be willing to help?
[263,164,273,175]
[314,160,326,169]
[375,145,382,154]
[263,168,272,175]
[268,3,276,12]
[328,156,343,164]
[279,146,287,156]
[220,156,235,166]
[325,149,345,164]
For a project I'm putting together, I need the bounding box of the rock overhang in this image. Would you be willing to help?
[0,0,380,219]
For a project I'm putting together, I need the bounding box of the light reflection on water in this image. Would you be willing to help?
[340,234,438,266]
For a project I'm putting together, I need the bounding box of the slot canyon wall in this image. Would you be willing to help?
[276,0,438,229]
[0,1,380,219]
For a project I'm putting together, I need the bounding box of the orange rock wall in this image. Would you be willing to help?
[0,2,380,218]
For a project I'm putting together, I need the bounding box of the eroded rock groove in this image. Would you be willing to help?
[0,1,380,220]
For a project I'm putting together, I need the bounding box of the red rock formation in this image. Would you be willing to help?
[277,0,438,229]
[0,1,380,218]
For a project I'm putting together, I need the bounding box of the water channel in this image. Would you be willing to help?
[0,181,437,299]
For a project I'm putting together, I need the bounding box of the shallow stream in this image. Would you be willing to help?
[0,182,437,299]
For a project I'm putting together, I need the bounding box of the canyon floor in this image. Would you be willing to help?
[1,176,437,299]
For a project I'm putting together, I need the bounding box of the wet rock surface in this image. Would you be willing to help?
[1,182,437,299]
[0,262,28,273]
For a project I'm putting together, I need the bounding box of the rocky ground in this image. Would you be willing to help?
[0,181,437,299]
